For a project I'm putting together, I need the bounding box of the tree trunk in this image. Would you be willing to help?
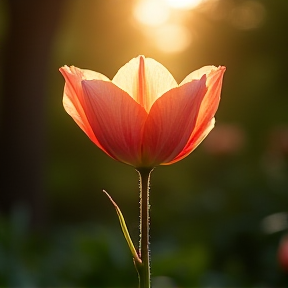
[0,0,65,230]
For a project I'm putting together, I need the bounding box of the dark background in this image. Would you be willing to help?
[1,0,288,287]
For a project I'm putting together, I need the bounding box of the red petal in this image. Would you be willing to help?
[81,80,148,166]
[141,75,207,167]
[166,66,226,164]
[165,118,215,165]
[59,66,111,155]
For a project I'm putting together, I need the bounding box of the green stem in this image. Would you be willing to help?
[136,168,153,288]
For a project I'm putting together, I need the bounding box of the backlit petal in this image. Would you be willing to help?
[180,65,217,84]
[112,55,178,112]
[164,118,215,165]
[59,66,111,153]
[81,80,148,166]
[166,66,226,164]
[141,75,207,167]
[60,59,226,168]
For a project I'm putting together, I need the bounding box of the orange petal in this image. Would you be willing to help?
[166,66,226,164]
[112,55,178,112]
[165,118,215,165]
[81,80,148,166]
[141,75,207,167]
[59,66,111,154]
[180,66,218,84]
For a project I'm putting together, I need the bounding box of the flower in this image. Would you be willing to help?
[59,55,225,168]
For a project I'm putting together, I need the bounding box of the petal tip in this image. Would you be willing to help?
[59,65,67,73]
[219,66,226,72]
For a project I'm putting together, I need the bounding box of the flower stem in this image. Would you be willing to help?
[136,168,153,288]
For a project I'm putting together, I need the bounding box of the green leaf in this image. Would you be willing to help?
[103,190,142,265]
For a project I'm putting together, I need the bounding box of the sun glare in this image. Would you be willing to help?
[153,24,192,53]
[165,0,205,10]
[132,0,206,53]
[133,0,170,27]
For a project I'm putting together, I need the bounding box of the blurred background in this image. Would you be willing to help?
[1,0,288,287]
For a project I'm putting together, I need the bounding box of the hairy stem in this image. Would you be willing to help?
[136,168,153,288]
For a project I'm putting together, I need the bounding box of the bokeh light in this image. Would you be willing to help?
[230,0,266,30]
[132,0,203,54]
[165,0,205,10]
[133,0,170,27]
[203,124,246,156]
[152,24,192,53]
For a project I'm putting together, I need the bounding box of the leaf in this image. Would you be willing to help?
[103,190,142,265]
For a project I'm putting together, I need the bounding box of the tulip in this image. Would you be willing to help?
[59,55,225,169]
[60,56,226,288]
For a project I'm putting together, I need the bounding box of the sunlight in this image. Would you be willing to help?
[133,0,170,27]
[132,0,206,53]
[165,0,205,10]
[152,24,192,53]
